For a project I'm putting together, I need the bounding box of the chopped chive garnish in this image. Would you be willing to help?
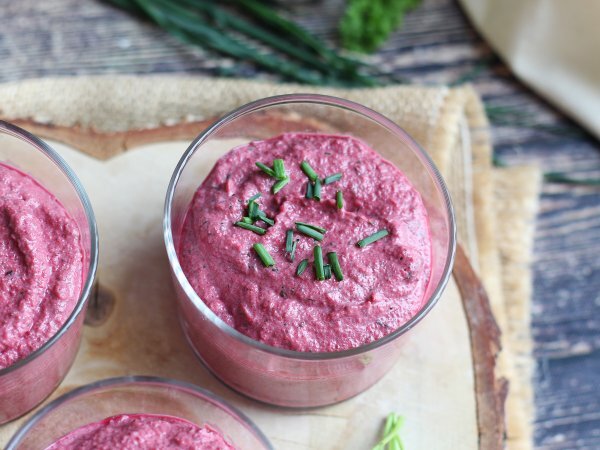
[357,229,389,247]
[290,239,298,261]
[273,159,286,180]
[323,173,343,185]
[285,230,294,253]
[272,176,289,194]
[295,222,327,234]
[324,264,332,280]
[336,190,343,209]
[373,413,405,450]
[296,259,308,276]
[248,201,259,220]
[253,243,275,267]
[305,181,314,199]
[314,245,325,281]
[327,252,344,281]
[257,214,275,227]
[248,193,262,203]
[235,222,266,235]
[313,178,322,200]
[241,216,253,224]
[256,162,276,177]
[296,224,324,241]
[300,161,318,182]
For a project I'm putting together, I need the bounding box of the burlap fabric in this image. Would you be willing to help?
[0,76,540,449]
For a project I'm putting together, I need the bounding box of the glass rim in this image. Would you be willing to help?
[6,375,274,450]
[163,93,456,361]
[0,120,99,376]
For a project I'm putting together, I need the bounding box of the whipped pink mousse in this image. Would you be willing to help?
[179,133,432,352]
[0,163,83,369]
[45,413,235,450]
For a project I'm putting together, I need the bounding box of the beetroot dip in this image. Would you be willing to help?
[45,413,235,450]
[0,163,83,369]
[179,133,432,352]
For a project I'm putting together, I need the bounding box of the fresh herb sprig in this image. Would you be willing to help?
[235,221,266,235]
[105,0,382,87]
[372,412,406,450]
[336,190,344,209]
[296,223,325,241]
[296,259,308,276]
[323,173,343,185]
[256,158,290,194]
[357,229,389,247]
[285,229,299,261]
[327,252,344,281]
[339,0,422,54]
[300,161,319,182]
[234,194,276,235]
[253,243,275,267]
[313,245,325,281]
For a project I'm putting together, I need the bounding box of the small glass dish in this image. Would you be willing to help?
[0,121,98,423]
[6,376,273,450]
[164,94,456,407]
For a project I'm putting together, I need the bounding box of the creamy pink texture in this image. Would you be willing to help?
[0,163,83,369]
[45,413,235,450]
[179,133,431,352]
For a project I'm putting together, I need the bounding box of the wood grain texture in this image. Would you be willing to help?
[0,140,482,450]
[0,0,599,447]
[454,245,508,450]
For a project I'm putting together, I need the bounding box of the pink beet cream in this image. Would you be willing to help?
[45,413,235,450]
[0,162,83,369]
[179,132,432,352]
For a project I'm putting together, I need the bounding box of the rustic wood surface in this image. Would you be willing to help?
[454,245,507,450]
[0,0,599,448]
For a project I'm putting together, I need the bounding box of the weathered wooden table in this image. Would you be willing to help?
[1,0,598,448]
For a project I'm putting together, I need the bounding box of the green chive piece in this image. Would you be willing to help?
[327,252,344,281]
[295,222,327,234]
[253,243,275,267]
[257,213,275,227]
[272,176,289,194]
[314,245,325,281]
[285,230,294,253]
[323,173,343,185]
[290,239,298,261]
[336,190,343,209]
[296,224,324,241]
[273,159,286,180]
[296,259,309,276]
[305,181,314,199]
[313,178,322,200]
[248,193,262,203]
[357,229,389,247]
[324,264,332,280]
[248,200,259,220]
[256,162,276,177]
[300,161,318,182]
[241,216,253,224]
[235,221,266,235]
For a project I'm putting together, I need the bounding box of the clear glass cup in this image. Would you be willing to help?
[164,94,456,407]
[0,121,99,423]
[6,376,273,450]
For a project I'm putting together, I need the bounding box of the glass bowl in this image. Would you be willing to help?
[6,376,273,450]
[164,94,456,407]
[0,121,99,423]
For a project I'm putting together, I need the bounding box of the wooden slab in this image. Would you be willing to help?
[0,138,504,449]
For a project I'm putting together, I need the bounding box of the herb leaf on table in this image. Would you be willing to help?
[105,0,382,86]
[339,0,422,53]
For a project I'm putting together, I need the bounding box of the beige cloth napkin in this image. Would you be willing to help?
[0,76,541,449]
[459,0,600,140]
